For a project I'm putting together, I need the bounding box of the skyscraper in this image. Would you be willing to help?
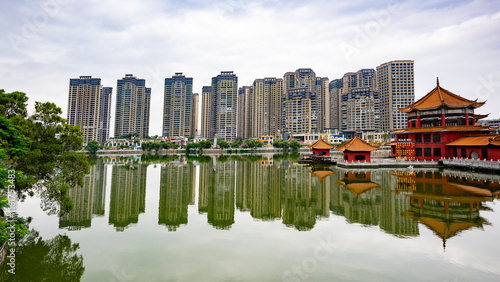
[67,76,111,144]
[282,68,328,133]
[114,74,151,139]
[201,86,213,139]
[237,86,252,140]
[329,79,343,130]
[163,73,194,138]
[341,87,380,131]
[376,60,415,131]
[207,71,238,141]
[192,93,199,137]
[98,87,112,144]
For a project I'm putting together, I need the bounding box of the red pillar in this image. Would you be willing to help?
[417,116,421,127]
[441,113,445,126]
[408,117,411,128]
[465,113,469,126]
[472,114,475,125]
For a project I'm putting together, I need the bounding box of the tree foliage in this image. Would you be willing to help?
[85,140,99,155]
[245,139,264,149]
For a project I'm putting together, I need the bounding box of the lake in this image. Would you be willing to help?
[5,155,500,281]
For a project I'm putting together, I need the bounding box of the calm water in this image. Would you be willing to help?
[4,155,500,281]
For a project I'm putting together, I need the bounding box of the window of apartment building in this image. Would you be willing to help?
[416,148,422,156]
[433,148,441,157]
[433,134,440,143]
[415,134,422,143]
[424,134,431,143]
[424,148,432,156]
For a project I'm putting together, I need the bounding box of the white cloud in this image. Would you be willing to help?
[1,0,499,136]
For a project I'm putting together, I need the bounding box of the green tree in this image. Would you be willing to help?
[289,139,302,151]
[0,89,29,118]
[381,133,390,143]
[218,140,230,149]
[85,140,99,155]
[272,139,289,150]
[246,139,264,148]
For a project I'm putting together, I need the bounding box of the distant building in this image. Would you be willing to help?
[237,86,252,140]
[98,87,112,144]
[341,87,381,132]
[163,73,194,138]
[480,118,500,128]
[114,74,151,139]
[205,71,238,141]
[67,76,111,144]
[192,93,199,137]
[377,60,415,131]
[201,86,213,141]
[329,79,343,131]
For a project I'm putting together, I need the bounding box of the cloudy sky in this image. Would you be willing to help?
[1,0,499,136]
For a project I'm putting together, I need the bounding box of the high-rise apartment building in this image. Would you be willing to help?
[282,89,318,134]
[248,78,283,138]
[201,86,213,139]
[341,87,380,131]
[192,93,199,137]
[114,74,151,139]
[282,68,328,133]
[67,76,111,144]
[207,71,238,141]
[376,60,415,131]
[329,79,343,130]
[98,87,112,144]
[237,86,252,140]
[163,73,194,138]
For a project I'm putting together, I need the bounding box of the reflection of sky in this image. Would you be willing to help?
[17,163,500,281]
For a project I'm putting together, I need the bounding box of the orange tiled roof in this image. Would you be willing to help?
[309,169,335,181]
[336,136,378,152]
[337,181,380,197]
[308,138,334,150]
[399,79,485,112]
[446,134,500,147]
[475,114,489,120]
[392,125,495,134]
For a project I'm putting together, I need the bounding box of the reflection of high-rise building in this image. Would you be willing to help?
[236,159,282,220]
[59,161,107,229]
[282,164,329,230]
[158,161,196,231]
[67,76,112,144]
[114,74,151,138]
[163,73,194,138]
[109,163,148,231]
[199,159,236,229]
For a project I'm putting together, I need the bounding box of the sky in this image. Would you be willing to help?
[1,0,500,136]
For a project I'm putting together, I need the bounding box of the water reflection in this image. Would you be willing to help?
[61,157,500,245]
[59,161,107,230]
[0,231,84,281]
[393,170,499,248]
[159,160,195,231]
[109,163,147,231]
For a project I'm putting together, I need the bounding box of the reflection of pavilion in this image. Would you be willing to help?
[394,170,497,249]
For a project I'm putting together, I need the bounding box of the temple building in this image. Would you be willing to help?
[391,79,498,161]
[309,138,334,156]
[336,136,379,162]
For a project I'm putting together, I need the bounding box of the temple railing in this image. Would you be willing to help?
[442,157,500,171]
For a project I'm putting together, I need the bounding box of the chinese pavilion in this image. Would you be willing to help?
[309,138,334,156]
[391,79,498,161]
[336,136,378,162]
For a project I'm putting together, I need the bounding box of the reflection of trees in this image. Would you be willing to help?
[158,162,195,231]
[109,164,148,231]
[0,230,84,281]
